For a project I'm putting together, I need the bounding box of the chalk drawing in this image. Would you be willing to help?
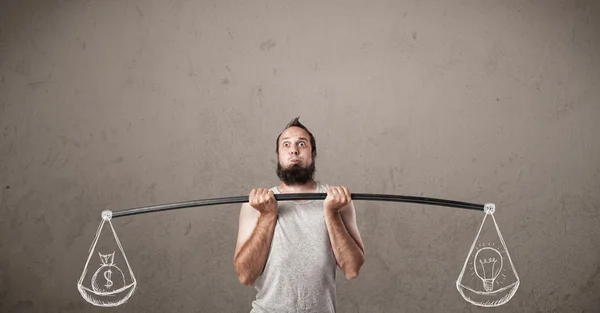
[456,203,520,307]
[77,210,137,307]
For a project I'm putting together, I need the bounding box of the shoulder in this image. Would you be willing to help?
[318,181,330,191]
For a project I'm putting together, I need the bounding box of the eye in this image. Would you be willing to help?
[299,142,305,147]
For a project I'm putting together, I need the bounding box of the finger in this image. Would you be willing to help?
[267,190,275,202]
[331,187,342,201]
[342,186,351,201]
[333,187,345,203]
[256,188,265,204]
[259,189,267,203]
[259,189,267,202]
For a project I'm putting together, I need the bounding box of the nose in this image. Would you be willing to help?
[289,148,298,155]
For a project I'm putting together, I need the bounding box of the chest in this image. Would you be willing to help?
[273,203,331,252]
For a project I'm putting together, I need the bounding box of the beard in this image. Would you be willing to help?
[276,160,316,185]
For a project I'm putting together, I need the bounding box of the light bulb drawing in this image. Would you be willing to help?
[456,203,520,307]
[473,247,503,292]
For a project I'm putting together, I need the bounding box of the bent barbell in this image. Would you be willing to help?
[102,192,487,219]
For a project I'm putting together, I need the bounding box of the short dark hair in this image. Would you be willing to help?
[275,116,317,159]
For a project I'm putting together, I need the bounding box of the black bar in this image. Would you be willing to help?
[110,193,485,218]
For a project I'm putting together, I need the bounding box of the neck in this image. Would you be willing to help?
[278,180,317,193]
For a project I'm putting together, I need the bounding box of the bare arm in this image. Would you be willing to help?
[324,201,365,280]
[233,190,278,286]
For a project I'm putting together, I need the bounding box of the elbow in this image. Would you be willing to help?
[344,265,362,280]
[238,274,254,286]
[234,262,255,286]
[344,256,365,281]
[345,271,359,280]
[235,267,255,286]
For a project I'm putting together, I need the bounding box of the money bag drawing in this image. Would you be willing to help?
[456,204,520,307]
[77,210,137,307]
[90,252,127,293]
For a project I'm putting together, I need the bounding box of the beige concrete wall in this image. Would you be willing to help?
[1,0,598,312]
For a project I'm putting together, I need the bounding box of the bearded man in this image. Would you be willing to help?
[233,117,366,313]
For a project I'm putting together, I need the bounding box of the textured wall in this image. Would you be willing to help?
[1,0,599,312]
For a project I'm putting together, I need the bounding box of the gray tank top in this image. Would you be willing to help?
[250,181,338,313]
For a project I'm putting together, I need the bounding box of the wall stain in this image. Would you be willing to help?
[260,39,276,50]
[578,263,600,294]
[135,4,145,18]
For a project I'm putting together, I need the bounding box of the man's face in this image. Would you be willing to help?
[276,126,316,185]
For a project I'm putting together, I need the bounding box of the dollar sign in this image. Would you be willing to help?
[104,269,113,288]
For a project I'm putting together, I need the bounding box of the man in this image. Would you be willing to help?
[233,117,366,313]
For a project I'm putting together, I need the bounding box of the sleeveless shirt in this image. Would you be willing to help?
[249,181,338,313]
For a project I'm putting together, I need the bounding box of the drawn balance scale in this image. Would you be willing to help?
[77,193,520,307]
[77,210,136,307]
[456,203,520,307]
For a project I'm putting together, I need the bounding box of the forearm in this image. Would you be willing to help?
[324,211,365,279]
[234,213,277,286]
